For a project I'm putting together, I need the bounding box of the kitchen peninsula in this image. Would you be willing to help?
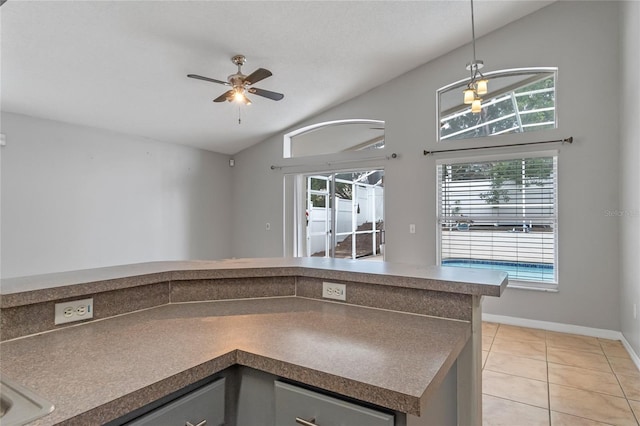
[0,258,507,426]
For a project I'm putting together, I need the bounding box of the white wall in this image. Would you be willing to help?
[231,2,623,331]
[618,1,640,354]
[1,113,233,278]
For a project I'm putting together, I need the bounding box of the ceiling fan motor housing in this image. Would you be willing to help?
[228,74,246,87]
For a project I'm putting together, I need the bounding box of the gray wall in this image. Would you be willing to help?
[618,1,640,354]
[231,1,623,331]
[0,113,233,278]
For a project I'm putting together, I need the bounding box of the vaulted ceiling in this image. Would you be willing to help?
[0,1,553,155]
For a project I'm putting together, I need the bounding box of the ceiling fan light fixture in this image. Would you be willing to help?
[231,88,251,105]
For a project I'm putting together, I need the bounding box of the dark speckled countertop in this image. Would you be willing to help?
[0,297,470,425]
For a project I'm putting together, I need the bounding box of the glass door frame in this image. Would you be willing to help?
[293,169,384,260]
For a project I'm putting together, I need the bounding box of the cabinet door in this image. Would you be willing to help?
[127,378,225,426]
[275,381,394,426]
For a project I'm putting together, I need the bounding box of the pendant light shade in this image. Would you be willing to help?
[475,79,488,95]
[471,98,482,114]
[463,87,476,104]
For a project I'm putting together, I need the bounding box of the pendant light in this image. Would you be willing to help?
[463,0,488,113]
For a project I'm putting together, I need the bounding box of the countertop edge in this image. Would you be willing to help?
[1,259,507,308]
[234,349,426,416]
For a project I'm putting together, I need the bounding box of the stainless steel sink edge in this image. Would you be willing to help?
[0,376,55,426]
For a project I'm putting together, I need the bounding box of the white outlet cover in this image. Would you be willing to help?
[55,298,94,325]
[322,282,346,301]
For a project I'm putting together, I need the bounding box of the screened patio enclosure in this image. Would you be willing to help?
[304,170,384,260]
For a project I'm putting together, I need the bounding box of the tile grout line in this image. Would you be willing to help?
[599,342,640,425]
[482,393,553,413]
[602,340,640,426]
[546,339,552,426]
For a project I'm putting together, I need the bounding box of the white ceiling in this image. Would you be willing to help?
[0,0,553,155]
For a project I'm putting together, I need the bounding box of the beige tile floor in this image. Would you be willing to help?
[482,322,640,426]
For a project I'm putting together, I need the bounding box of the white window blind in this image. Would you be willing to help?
[437,154,558,285]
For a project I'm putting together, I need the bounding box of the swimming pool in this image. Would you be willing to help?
[442,259,555,282]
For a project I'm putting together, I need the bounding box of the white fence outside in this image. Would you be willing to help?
[440,179,555,219]
[307,186,383,256]
[441,230,555,264]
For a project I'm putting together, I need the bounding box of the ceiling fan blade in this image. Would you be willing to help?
[244,68,272,85]
[248,87,284,101]
[187,74,230,86]
[213,90,234,102]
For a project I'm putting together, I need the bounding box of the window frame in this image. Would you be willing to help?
[436,67,558,143]
[283,119,385,159]
[435,150,559,291]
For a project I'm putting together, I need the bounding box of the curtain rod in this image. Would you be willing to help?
[270,153,397,170]
[423,137,573,156]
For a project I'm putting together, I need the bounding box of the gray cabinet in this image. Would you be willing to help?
[275,381,394,426]
[127,378,225,426]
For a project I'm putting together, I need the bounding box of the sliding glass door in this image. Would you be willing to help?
[299,170,384,260]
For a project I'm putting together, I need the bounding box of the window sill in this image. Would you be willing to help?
[507,281,558,292]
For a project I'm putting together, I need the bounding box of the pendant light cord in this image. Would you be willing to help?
[470,0,477,65]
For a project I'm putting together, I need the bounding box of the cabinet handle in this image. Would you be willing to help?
[295,417,319,426]
[186,421,207,426]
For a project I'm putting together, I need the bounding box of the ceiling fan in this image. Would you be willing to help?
[187,55,284,106]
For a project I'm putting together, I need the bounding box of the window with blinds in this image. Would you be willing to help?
[437,153,558,286]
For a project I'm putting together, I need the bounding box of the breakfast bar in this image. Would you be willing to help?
[0,258,507,426]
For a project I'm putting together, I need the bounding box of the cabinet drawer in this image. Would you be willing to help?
[127,378,225,426]
[275,381,394,426]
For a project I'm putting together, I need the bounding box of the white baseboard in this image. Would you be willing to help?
[620,334,640,373]
[482,313,621,339]
[482,313,640,371]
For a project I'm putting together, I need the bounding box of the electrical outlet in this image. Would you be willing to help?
[322,282,346,301]
[409,224,416,234]
[55,298,94,325]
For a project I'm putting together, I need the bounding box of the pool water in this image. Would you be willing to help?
[442,259,555,282]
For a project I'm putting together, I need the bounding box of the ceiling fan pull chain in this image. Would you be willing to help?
[238,106,242,125]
